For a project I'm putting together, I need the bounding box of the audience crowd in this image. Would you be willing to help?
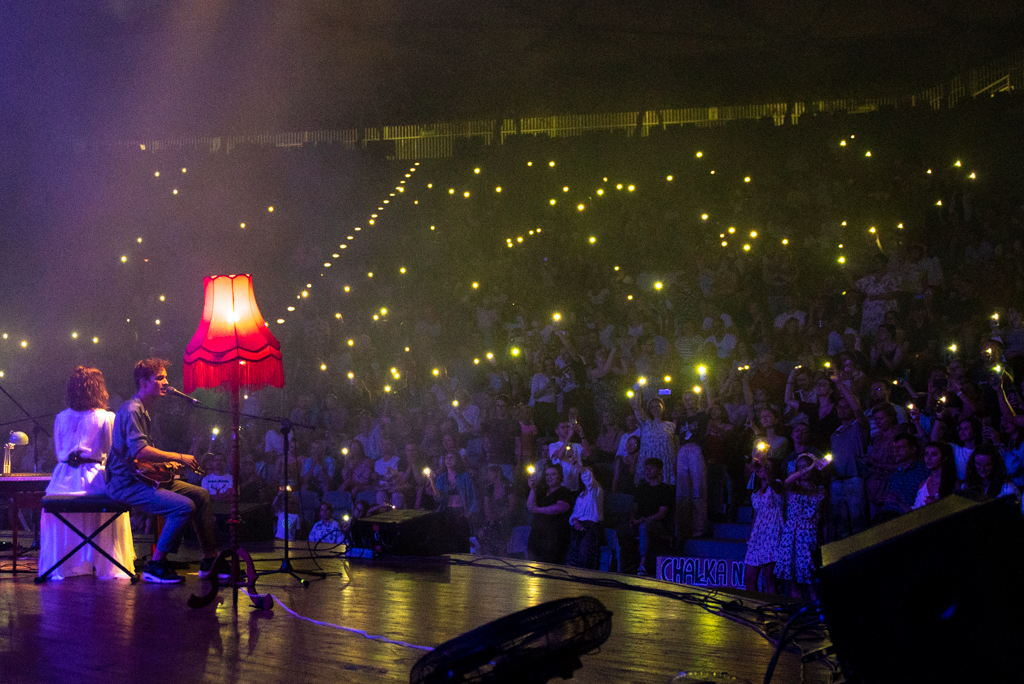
[5,94,1024,594]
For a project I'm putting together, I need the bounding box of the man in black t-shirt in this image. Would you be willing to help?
[615,458,675,575]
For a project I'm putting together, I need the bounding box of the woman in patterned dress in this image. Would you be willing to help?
[743,458,784,593]
[631,393,679,488]
[776,453,827,599]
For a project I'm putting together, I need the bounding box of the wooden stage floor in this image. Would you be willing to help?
[0,540,835,684]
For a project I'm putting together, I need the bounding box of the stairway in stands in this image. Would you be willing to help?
[682,505,752,561]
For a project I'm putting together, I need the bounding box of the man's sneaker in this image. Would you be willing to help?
[198,556,232,580]
[142,560,184,584]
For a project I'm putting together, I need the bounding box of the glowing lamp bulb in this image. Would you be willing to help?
[452,400,459,407]
[757,442,768,452]
[693,385,702,394]
[423,467,431,476]
[527,465,536,475]
[664,376,672,383]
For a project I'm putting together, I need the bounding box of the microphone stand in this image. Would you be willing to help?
[171,395,325,597]
[257,419,326,584]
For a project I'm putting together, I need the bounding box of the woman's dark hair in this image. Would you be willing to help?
[67,366,109,411]
[443,450,467,474]
[963,444,1007,497]
[924,442,958,499]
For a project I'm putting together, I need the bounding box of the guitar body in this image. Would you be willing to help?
[135,461,187,488]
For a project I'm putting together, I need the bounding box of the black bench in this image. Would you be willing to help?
[35,495,137,584]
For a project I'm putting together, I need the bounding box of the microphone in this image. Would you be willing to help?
[167,387,201,405]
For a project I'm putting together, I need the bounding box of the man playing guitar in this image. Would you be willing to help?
[106,358,228,583]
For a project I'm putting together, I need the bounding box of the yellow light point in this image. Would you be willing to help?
[380,308,387,315]
[563,186,569,193]
[744,177,751,183]
[549,199,556,205]
[517,236,524,243]
[757,441,768,452]
[654,282,663,291]
[667,175,673,181]
[628,185,635,192]
[474,168,480,174]
[969,172,976,179]
[391,367,399,376]
[301,290,308,298]
[511,348,520,356]
[840,140,847,147]
[472,282,479,289]
[404,346,411,352]
[495,187,501,193]
[553,313,562,322]
[159,295,165,301]
[936,200,942,206]
[616,184,623,190]
[638,377,647,386]
[825,362,832,368]
[529,230,534,235]
[383,200,389,204]
[710,170,715,174]
[841,221,847,226]
[287,306,295,311]
[626,390,635,398]
[613,266,619,271]
[697,365,707,375]
[240,223,245,228]
[449,188,455,194]
[865,151,871,157]
[320,364,327,371]
[955,160,962,167]
[839,244,844,248]
[897,223,904,229]
[474,358,480,364]
[701,213,709,220]
[549,161,555,167]
[430,225,435,230]
[368,220,374,225]
[696,151,703,158]
[340,245,347,249]
[664,375,672,383]
[721,241,728,247]
[927,169,932,174]
[344,286,351,292]
[728,227,735,234]
[577,203,585,211]
[589,236,596,244]
[1,334,5,339]
[400,267,406,274]
[948,344,957,353]
[277,318,285,324]
[347,372,354,380]
[463,191,470,198]
[750,231,758,238]
[527,465,536,475]
[452,400,459,408]
[71,332,78,339]
[384,385,392,393]
[993,313,1000,321]
[120,255,127,263]
[838,256,846,264]
[368,272,374,277]
[693,386,703,394]
[155,319,160,325]
[212,428,220,436]
[347,339,354,346]
[324,263,332,267]
[527,162,532,166]
[268,206,274,212]
[782,239,789,245]
[92,337,99,344]
[627,295,633,300]
[743,244,751,251]
[154,171,160,177]
[433,368,440,376]
[597,188,604,196]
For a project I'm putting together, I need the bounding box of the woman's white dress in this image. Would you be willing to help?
[39,408,135,579]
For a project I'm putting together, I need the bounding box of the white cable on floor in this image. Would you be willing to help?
[263,592,434,652]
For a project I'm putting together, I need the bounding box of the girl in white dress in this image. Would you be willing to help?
[39,367,135,579]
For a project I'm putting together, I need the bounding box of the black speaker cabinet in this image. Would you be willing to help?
[814,494,1024,683]
[351,509,470,556]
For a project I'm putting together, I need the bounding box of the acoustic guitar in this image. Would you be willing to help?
[135,459,205,488]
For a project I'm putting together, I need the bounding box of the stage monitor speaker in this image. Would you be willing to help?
[814,493,1024,683]
[351,509,470,557]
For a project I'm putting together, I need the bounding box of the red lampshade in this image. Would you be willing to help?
[183,274,284,392]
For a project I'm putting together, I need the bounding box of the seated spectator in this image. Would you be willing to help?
[616,458,675,576]
[301,441,334,496]
[566,467,604,569]
[374,442,412,508]
[478,464,515,556]
[308,502,343,544]
[338,439,373,494]
[913,442,958,509]
[273,490,300,541]
[612,434,641,495]
[526,465,575,564]
[960,445,1021,499]
[200,453,235,502]
[883,433,929,515]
